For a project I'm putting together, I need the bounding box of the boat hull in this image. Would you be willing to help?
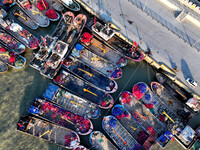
[29,98,93,135]
[42,83,101,119]
[17,116,80,149]
[53,69,114,109]
[62,56,118,93]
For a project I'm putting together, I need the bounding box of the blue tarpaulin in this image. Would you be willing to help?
[72,43,84,57]
[43,83,59,100]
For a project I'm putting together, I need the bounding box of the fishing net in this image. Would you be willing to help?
[137,131,148,145]
[45,9,58,19]
[81,32,93,44]
[132,83,147,100]
[147,126,156,136]
[109,118,117,128]
[36,0,49,11]
[112,106,129,119]
[0,47,6,52]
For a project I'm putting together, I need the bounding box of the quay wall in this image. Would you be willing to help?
[77,0,200,100]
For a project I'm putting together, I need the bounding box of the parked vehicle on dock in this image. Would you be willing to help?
[53,69,114,109]
[17,116,80,149]
[29,98,93,135]
[186,78,198,88]
[62,55,118,93]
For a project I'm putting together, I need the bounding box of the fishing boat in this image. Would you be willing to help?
[134,82,186,135]
[16,0,50,27]
[86,18,144,62]
[151,82,195,122]
[0,19,40,49]
[80,32,127,67]
[62,55,118,93]
[53,69,114,109]
[0,30,26,54]
[118,91,175,149]
[102,116,143,150]
[119,91,166,137]
[107,35,145,62]
[175,125,197,149]
[43,83,101,119]
[0,44,26,69]
[13,9,38,30]
[59,0,80,11]
[17,116,80,149]
[112,105,150,146]
[71,43,122,80]
[73,145,88,150]
[90,131,118,150]
[156,72,192,101]
[52,11,74,41]
[67,14,87,47]
[30,0,60,21]
[29,35,56,71]
[0,60,8,73]
[29,98,93,135]
[91,21,115,41]
[40,39,68,79]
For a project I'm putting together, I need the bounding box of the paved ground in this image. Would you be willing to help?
[83,0,200,95]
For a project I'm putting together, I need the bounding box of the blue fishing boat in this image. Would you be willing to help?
[43,83,101,119]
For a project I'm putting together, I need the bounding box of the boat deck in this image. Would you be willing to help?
[75,46,122,79]
[151,82,194,122]
[144,92,186,134]
[29,98,93,135]
[103,116,142,150]
[90,131,118,150]
[120,92,165,137]
[63,57,117,93]
[0,19,39,49]
[43,84,100,119]
[112,105,149,145]
[53,69,114,109]
[156,73,192,101]
[80,36,127,67]
[17,116,80,149]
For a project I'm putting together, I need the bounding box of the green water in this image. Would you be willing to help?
[1,4,199,150]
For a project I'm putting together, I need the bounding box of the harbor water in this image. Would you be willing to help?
[0,4,199,150]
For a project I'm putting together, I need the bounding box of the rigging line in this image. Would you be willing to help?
[104,62,142,117]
